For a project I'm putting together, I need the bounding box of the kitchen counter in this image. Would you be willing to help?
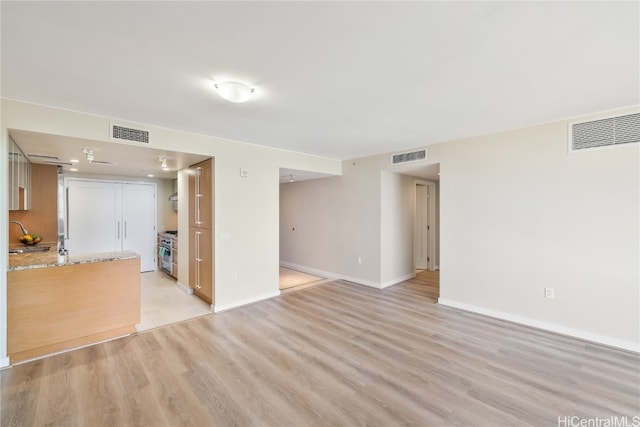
[8,250,141,364]
[8,250,139,271]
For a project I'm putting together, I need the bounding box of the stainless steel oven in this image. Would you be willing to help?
[159,237,172,275]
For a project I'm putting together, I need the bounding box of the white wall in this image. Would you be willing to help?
[1,98,342,366]
[279,160,383,286]
[157,178,177,232]
[433,108,639,351]
[380,171,415,286]
[281,106,639,351]
[280,164,428,287]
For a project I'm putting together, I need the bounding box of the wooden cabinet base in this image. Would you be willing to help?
[9,326,135,364]
[8,258,140,364]
[193,288,212,304]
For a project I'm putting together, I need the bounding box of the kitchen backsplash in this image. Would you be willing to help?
[8,164,58,247]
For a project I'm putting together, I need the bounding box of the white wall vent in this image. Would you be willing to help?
[28,154,60,161]
[392,149,426,164]
[110,123,150,144]
[569,113,639,152]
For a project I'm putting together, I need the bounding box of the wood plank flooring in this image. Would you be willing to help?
[2,270,639,426]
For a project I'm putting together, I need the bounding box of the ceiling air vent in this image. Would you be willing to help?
[111,123,150,144]
[90,159,117,166]
[28,154,60,161]
[569,113,639,152]
[392,149,426,164]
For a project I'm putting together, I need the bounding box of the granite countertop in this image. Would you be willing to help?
[8,250,140,271]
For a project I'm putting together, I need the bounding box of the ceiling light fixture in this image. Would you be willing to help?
[289,174,295,183]
[158,156,170,171]
[214,81,255,103]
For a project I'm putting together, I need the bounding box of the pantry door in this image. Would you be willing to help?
[122,183,157,272]
[65,179,157,272]
[66,180,122,255]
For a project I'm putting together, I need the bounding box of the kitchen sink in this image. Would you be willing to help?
[9,246,51,254]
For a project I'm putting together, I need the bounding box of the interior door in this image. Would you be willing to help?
[122,183,156,272]
[415,185,429,270]
[66,180,122,255]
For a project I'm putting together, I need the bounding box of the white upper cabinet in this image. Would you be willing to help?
[8,138,31,211]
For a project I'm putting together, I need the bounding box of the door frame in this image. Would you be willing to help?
[414,179,436,271]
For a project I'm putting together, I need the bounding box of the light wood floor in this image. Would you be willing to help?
[279,267,325,291]
[2,270,638,426]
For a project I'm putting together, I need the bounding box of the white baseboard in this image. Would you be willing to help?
[0,356,10,369]
[438,298,639,353]
[381,273,415,288]
[279,261,414,290]
[175,280,193,295]
[279,261,339,281]
[213,291,281,313]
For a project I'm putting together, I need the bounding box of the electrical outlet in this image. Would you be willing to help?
[544,288,555,299]
[232,272,238,281]
[357,257,362,264]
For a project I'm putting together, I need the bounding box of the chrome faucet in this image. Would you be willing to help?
[9,220,29,235]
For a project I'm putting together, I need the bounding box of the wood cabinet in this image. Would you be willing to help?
[189,226,213,303]
[188,158,214,304]
[188,159,212,229]
[172,238,179,279]
[8,256,140,363]
[8,137,31,211]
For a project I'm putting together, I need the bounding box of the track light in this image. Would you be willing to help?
[157,156,170,171]
[83,148,94,162]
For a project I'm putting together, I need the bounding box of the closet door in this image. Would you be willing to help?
[66,179,157,273]
[66,180,122,255]
[122,184,156,272]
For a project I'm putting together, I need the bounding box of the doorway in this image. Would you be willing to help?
[278,167,337,293]
[415,180,437,272]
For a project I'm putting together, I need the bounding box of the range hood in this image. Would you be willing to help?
[168,178,178,201]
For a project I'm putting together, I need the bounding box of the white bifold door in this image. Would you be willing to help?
[66,179,157,272]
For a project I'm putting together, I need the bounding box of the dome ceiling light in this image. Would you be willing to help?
[213,81,255,103]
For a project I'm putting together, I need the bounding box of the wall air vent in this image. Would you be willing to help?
[392,149,426,164]
[110,123,150,144]
[569,113,639,152]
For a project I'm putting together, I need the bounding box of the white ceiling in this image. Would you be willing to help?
[2,1,638,164]
[9,129,210,179]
